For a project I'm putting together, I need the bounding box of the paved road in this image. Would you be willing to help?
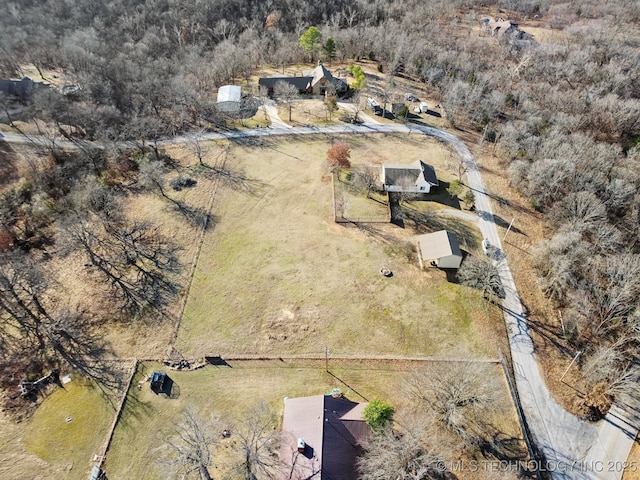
[264,100,291,129]
[1,122,637,479]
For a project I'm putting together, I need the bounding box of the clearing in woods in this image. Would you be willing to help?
[176,134,505,358]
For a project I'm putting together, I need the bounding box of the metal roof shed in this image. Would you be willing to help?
[417,230,463,269]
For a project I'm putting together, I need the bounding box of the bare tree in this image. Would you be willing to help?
[187,128,209,166]
[0,252,117,387]
[358,421,443,480]
[160,406,222,480]
[351,90,363,123]
[139,160,170,199]
[258,85,270,122]
[457,256,505,301]
[353,164,379,198]
[234,403,281,480]
[274,81,299,122]
[446,149,469,182]
[405,361,502,448]
[58,214,180,319]
[548,191,607,231]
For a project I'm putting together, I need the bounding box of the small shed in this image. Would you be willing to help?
[150,371,166,393]
[417,230,463,269]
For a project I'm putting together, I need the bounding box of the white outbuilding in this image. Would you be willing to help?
[417,230,463,269]
[216,85,242,113]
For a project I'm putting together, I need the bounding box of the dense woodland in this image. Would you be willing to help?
[1,0,640,431]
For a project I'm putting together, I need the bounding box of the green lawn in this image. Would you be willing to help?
[23,378,115,480]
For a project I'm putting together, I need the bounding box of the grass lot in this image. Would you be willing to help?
[176,135,505,358]
[277,98,337,127]
[17,378,115,480]
[334,169,390,222]
[105,360,522,480]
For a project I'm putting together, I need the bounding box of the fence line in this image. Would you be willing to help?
[166,145,229,357]
[96,358,138,472]
[498,348,544,480]
[212,353,501,363]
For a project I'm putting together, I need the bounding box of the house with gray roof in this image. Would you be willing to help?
[259,62,347,97]
[0,77,36,102]
[382,160,439,193]
[258,76,313,95]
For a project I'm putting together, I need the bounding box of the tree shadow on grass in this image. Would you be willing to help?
[194,162,266,197]
[402,206,478,251]
[477,429,532,477]
[465,184,538,218]
[524,313,574,358]
[231,135,311,162]
[491,213,526,236]
[346,221,398,247]
[170,200,217,230]
[118,391,155,429]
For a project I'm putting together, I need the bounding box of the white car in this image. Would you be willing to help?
[481,238,491,255]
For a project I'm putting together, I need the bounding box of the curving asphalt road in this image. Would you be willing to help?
[1,116,637,480]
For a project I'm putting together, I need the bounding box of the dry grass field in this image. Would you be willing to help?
[176,134,505,358]
[105,359,523,480]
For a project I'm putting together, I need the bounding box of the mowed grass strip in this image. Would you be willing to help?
[178,136,502,357]
[104,359,521,479]
[23,378,114,479]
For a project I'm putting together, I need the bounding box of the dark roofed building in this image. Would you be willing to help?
[258,76,312,95]
[0,77,36,101]
[382,160,439,193]
[280,395,371,480]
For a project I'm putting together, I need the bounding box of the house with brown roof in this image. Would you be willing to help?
[382,160,439,193]
[481,17,533,46]
[280,395,370,480]
[302,61,348,95]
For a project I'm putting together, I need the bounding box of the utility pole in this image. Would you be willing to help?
[325,347,329,372]
[503,217,515,242]
[560,351,582,382]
